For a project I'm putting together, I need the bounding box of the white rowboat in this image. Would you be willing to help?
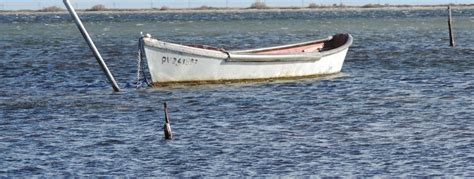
[142,33,352,86]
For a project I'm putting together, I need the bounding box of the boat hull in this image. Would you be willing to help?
[143,34,352,85]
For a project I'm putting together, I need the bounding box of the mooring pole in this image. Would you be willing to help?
[63,0,121,92]
[448,6,455,47]
[163,102,173,140]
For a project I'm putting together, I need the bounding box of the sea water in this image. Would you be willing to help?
[0,9,473,177]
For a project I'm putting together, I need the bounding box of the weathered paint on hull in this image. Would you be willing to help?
[143,34,352,85]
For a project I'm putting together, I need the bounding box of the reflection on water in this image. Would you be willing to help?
[0,9,474,177]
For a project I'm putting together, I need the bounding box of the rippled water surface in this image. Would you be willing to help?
[1,9,474,177]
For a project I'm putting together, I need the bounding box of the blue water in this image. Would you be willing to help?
[1,9,474,177]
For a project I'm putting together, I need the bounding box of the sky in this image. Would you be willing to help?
[0,0,472,10]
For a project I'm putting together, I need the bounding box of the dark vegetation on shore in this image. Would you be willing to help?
[35,4,107,12]
[36,6,64,12]
[86,4,107,11]
[2,3,474,13]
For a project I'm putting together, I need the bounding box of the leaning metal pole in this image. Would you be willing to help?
[448,6,455,47]
[63,0,121,92]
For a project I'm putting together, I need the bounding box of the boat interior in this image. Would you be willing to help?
[185,33,350,54]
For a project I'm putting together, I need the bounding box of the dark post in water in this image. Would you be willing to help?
[163,102,173,140]
[63,0,121,92]
[448,6,455,47]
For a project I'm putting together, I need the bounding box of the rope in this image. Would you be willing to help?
[136,36,151,88]
[136,37,143,88]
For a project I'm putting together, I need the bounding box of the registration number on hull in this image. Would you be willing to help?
[161,56,199,66]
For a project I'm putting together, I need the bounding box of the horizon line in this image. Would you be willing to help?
[1,3,473,12]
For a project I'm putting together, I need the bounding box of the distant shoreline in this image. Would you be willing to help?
[1,5,474,15]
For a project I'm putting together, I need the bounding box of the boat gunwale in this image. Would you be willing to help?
[143,39,229,59]
[143,33,352,62]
